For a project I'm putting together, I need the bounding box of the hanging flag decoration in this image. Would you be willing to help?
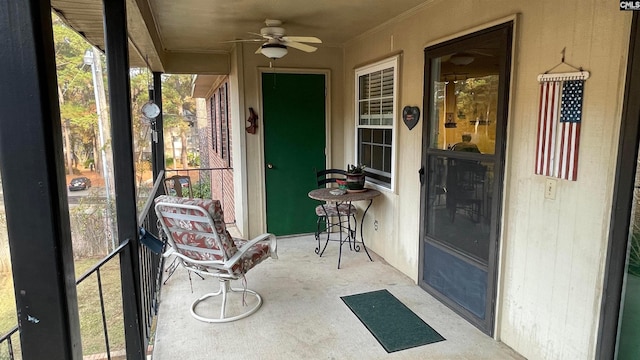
[535,70,589,181]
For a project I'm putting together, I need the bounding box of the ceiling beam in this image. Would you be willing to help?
[163,52,230,74]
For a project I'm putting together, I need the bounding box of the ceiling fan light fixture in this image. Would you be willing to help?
[450,55,475,66]
[261,43,288,59]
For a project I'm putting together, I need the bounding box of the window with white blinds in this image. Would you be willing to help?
[358,67,394,126]
[355,56,398,189]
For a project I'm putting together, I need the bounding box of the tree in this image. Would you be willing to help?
[162,74,196,169]
[53,14,99,173]
[128,72,196,182]
[129,68,155,185]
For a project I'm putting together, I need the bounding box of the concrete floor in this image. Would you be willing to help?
[151,235,524,360]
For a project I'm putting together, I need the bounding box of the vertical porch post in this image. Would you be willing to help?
[0,0,82,358]
[152,71,165,181]
[149,72,164,234]
[102,0,144,358]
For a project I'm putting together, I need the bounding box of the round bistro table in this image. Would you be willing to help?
[308,188,381,268]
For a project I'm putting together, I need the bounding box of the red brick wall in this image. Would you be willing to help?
[206,81,235,224]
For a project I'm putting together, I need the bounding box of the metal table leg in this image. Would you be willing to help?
[355,199,374,261]
[316,200,367,268]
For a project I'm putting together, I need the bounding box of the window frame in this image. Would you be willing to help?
[220,82,230,166]
[210,92,218,153]
[354,55,399,191]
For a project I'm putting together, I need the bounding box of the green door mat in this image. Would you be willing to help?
[341,289,445,353]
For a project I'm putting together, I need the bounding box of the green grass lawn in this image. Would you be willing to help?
[0,257,125,357]
[0,275,16,336]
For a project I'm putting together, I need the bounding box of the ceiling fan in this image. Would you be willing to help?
[227,19,322,59]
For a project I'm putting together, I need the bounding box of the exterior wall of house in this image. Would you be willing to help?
[195,78,238,226]
[196,98,210,175]
[221,2,631,357]
[233,43,345,237]
[228,46,249,236]
[340,1,632,359]
[204,84,235,224]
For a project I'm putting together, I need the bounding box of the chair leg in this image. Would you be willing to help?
[163,257,180,284]
[316,216,330,256]
[163,258,204,285]
[190,279,263,323]
[319,220,331,257]
[315,217,322,254]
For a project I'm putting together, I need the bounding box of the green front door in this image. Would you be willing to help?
[263,72,326,235]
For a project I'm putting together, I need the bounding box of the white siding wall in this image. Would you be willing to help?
[235,1,632,358]
[341,1,632,359]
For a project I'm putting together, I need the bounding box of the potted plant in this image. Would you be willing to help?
[346,164,366,191]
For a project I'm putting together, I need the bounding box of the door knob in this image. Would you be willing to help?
[267,163,274,169]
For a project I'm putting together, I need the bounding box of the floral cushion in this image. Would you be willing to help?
[231,239,271,275]
[155,195,273,276]
[315,203,356,217]
[155,195,237,261]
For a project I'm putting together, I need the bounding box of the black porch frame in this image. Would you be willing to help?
[597,12,640,360]
[0,0,82,357]
[0,0,161,358]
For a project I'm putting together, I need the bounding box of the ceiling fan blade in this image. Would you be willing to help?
[255,46,263,54]
[248,31,270,39]
[282,36,322,44]
[221,38,264,43]
[284,41,317,53]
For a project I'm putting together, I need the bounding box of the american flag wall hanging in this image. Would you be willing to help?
[535,70,589,181]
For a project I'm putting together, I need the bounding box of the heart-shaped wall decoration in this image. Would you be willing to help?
[402,106,420,130]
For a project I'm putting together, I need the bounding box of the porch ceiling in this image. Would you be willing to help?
[51,0,164,70]
[50,0,431,73]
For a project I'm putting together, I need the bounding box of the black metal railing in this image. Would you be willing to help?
[137,171,166,346]
[0,172,166,359]
[164,167,235,224]
[0,239,135,360]
[76,239,133,360]
[0,325,18,359]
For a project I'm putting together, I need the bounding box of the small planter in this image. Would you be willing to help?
[346,173,365,190]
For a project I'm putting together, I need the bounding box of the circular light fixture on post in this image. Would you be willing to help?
[142,101,160,119]
[261,43,288,59]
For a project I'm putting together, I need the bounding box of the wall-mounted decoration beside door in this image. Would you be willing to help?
[534,51,589,181]
[246,107,258,134]
[402,106,420,130]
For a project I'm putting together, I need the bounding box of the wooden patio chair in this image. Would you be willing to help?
[163,175,192,197]
[154,195,277,323]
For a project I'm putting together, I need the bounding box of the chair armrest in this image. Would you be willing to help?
[224,233,277,269]
[162,246,176,258]
[162,245,227,270]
